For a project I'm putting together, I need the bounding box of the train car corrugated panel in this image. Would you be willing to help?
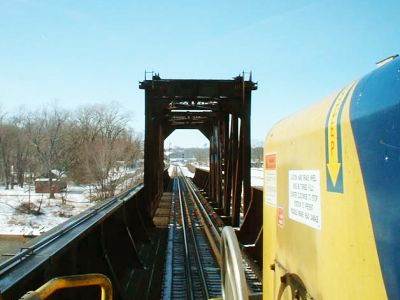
[262,57,400,299]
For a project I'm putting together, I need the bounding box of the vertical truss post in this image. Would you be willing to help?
[242,87,252,215]
[222,114,231,216]
[144,89,154,218]
[231,114,239,225]
[209,132,215,205]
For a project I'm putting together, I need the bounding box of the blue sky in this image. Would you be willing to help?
[0,0,399,147]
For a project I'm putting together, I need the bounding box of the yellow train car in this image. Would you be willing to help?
[263,56,400,299]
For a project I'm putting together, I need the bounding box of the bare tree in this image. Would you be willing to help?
[251,146,263,167]
[193,147,208,164]
[0,103,142,201]
[29,106,71,199]
[74,104,141,199]
[0,122,17,189]
[11,113,36,188]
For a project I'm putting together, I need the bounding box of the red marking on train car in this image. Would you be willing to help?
[265,154,277,170]
[277,206,285,228]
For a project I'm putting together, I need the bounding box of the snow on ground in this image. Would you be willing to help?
[0,185,95,236]
[251,168,264,188]
[0,166,144,237]
[168,164,194,178]
[191,162,209,171]
[190,163,264,188]
[180,166,194,178]
[115,168,143,194]
[168,165,176,178]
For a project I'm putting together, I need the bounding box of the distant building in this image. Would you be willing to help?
[34,170,67,193]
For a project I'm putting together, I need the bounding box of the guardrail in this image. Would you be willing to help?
[0,183,151,300]
[192,168,263,269]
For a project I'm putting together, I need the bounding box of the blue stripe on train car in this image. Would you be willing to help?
[350,57,400,299]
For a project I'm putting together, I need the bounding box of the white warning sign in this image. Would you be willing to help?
[265,170,277,206]
[264,154,277,207]
[288,170,321,230]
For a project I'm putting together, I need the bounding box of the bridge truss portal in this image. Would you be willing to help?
[139,74,257,226]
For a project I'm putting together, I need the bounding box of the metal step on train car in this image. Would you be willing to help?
[261,55,400,299]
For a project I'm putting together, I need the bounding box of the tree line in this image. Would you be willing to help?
[167,145,263,166]
[0,103,142,200]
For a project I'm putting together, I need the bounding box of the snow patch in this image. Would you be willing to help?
[251,168,264,188]
[0,185,94,236]
[180,166,194,178]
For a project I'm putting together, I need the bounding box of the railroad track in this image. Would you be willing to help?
[163,167,221,299]
[162,166,262,299]
[184,170,262,296]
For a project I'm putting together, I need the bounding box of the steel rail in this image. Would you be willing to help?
[182,174,222,266]
[180,167,263,295]
[184,175,222,240]
[179,175,210,299]
[176,177,196,300]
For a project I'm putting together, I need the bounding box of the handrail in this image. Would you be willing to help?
[19,273,113,300]
[221,226,249,300]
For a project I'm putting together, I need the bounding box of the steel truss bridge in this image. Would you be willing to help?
[0,74,263,300]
